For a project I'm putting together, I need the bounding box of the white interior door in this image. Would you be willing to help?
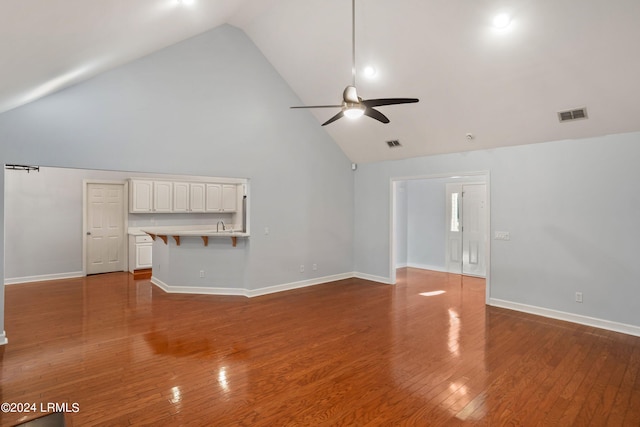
[462,184,487,277]
[87,183,125,275]
[446,182,487,277]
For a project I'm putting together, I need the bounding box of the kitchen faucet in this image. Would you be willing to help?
[217,220,226,232]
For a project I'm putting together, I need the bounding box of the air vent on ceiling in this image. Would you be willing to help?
[558,107,588,123]
[386,139,402,148]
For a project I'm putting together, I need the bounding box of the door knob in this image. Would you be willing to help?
[86,232,92,235]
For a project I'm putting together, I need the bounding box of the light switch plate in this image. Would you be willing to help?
[495,231,510,241]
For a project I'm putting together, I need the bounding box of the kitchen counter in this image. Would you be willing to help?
[140,225,249,247]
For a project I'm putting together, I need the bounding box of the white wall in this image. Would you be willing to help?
[0,25,354,343]
[355,132,640,331]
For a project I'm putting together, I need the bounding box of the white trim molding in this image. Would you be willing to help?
[151,277,246,296]
[405,263,448,273]
[0,331,7,346]
[5,271,84,285]
[354,272,394,285]
[151,273,355,298]
[246,273,354,297]
[489,298,640,337]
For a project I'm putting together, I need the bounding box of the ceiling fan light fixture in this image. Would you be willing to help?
[344,104,365,119]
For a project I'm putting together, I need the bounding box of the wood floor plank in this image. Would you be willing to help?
[1,269,640,426]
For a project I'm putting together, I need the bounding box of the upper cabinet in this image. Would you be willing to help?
[129,180,153,213]
[206,184,237,212]
[190,183,206,213]
[173,182,190,213]
[130,179,239,214]
[222,185,238,212]
[153,181,173,213]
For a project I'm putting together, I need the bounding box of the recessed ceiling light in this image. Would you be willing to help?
[492,13,511,29]
[363,66,377,78]
[177,0,195,5]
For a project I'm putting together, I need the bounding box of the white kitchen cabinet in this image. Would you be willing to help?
[129,180,153,213]
[206,184,237,212]
[190,183,206,212]
[222,184,238,212]
[173,182,190,212]
[153,181,173,212]
[130,179,239,214]
[129,234,153,272]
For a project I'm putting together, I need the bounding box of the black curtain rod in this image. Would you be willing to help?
[5,164,40,173]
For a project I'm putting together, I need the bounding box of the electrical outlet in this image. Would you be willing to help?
[312,263,317,271]
[199,270,205,278]
[299,265,305,273]
[575,292,583,303]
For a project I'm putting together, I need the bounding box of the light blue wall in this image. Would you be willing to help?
[0,25,354,341]
[393,181,407,267]
[355,132,640,327]
[406,178,446,271]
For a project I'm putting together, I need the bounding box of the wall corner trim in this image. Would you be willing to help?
[353,272,395,285]
[489,298,640,337]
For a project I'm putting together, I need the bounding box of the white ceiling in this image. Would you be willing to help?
[2,0,640,163]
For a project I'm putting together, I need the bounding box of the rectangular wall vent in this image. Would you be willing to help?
[558,107,588,123]
[386,140,402,148]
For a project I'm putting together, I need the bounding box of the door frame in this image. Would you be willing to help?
[390,171,491,304]
[82,180,129,276]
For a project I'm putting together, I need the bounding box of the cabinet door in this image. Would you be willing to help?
[173,182,190,212]
[221,185,237,212]
[153,181,173,212]
[205,184,222,212]
[136,244,153,268]
[190,183,206,212]
[130,180,153,213]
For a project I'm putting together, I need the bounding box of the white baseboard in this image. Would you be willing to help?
[489,298,640,338]
[5,271,84,285]
[151,276,246,296]
[151,273,355,298]
[405,263,448,273]
[246,273,354,297]
[0,330,7,346]
[395,262,408,268]
[353,272,394,285]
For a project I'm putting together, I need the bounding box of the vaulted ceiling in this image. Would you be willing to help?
[2,0,640,163]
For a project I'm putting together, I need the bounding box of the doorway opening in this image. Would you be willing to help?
[391,172,490,303]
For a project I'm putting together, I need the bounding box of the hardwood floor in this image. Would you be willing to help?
[1,268,639,426]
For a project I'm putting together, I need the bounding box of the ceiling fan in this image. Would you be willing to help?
[291,0,419,126]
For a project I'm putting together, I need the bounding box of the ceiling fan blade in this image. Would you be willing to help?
[290,105,342,109]
[322,111,345,126]
[361,98,419,108]
[364,107,390,124]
